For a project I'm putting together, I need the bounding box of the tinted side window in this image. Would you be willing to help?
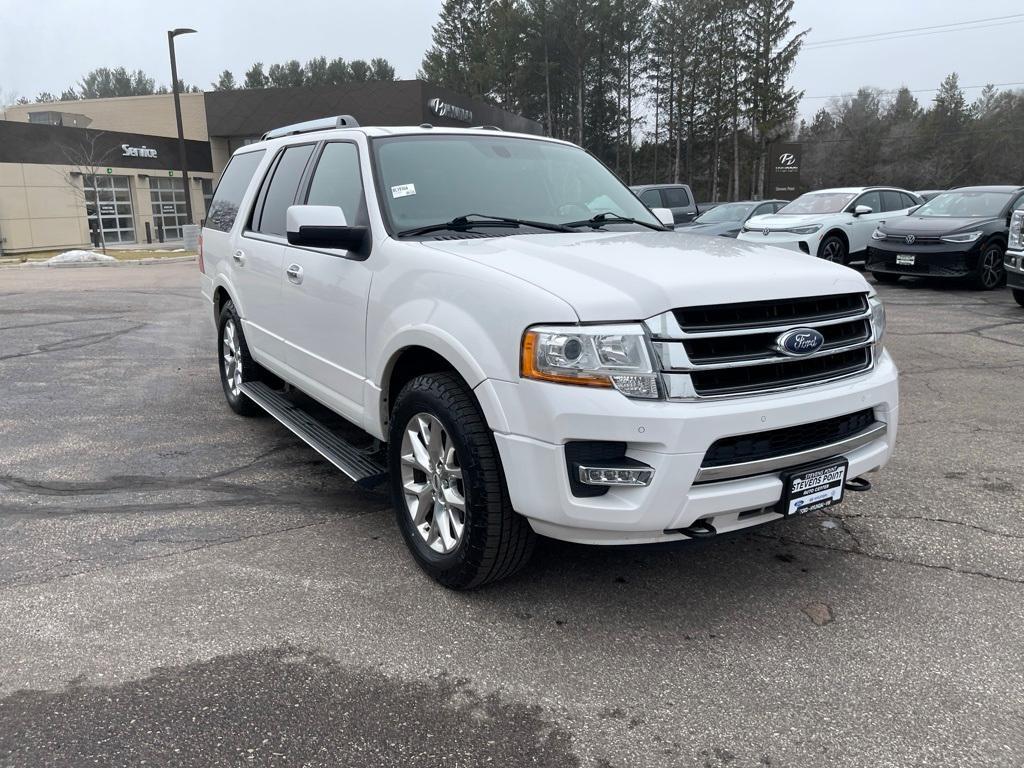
[852,191,881,213]
[881,191,906,212]
[256,144,315,236]
[900,193,918,209]
[305,143,365,225]
[639,189,661,207]
[205,150,265,233]
[1011,193,1024,212]
[663,187,691,207]
[752,203,774,217]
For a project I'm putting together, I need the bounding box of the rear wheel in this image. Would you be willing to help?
[817,234,848,265]
[217,301,262,417]
[872,272,901,284]
[972,242,1005,290]
[1013,288,1024,307]
[388,372,535,589]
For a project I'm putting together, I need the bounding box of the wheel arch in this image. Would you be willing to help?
[822,228,849,251]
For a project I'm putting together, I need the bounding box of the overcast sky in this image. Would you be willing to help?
[0,0,1021,120]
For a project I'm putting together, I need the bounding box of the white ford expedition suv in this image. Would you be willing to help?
[200,116,898,589]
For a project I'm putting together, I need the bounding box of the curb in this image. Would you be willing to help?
[1,255,197,269]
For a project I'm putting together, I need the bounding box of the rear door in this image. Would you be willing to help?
[277,140,373,424]
[662,186,695,223]
[235,142,317,366]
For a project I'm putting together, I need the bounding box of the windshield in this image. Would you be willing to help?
[777,192,856,215]
[913,190,1011,218]
[695,203,755,224]
[371,134,660,234]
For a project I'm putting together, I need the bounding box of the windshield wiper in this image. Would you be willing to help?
[398,213,574,237]
[563,212,666,232]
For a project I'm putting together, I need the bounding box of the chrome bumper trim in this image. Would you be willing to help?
[694,422,888,483]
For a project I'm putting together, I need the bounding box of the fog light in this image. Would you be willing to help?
[577,464,654,487]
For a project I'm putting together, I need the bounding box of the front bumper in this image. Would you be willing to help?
[737,229,821,255]
[866,242,979,277]
[481,351,898,545]
[1006,249,1024,289]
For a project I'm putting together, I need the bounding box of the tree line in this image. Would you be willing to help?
[420,0,806,201]
[22,56,398,105]
[799,74,1024,192]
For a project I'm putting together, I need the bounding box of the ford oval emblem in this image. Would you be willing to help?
[776,328,825,357]
[905,234,915,245]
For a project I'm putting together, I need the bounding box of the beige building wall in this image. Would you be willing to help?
[1,93,208,141]
[0,162,212,254]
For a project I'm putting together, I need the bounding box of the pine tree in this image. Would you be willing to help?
[243,62,268,89]
[213,70,236,91]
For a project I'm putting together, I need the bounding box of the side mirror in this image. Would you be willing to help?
[852,205,873,216]
[286,205,368,254]
[651,207,675,227]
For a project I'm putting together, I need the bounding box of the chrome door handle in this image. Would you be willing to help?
[285,264,304,284]
[232,249,246,264]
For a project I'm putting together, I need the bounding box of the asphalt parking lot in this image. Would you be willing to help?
[1,261,1022,767]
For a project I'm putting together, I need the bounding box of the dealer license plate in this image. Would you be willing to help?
[896,254,915,266]
[778,458,848,516]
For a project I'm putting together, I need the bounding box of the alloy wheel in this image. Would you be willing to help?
[222,319,243,396]
[979,247,1003,289]
[821,240,843,262]
[400,413,466,554]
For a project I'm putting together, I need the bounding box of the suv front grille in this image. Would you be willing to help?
[646,293,875,399]
[702,409,876,468]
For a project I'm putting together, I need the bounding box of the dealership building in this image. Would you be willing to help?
[0,81,540,255]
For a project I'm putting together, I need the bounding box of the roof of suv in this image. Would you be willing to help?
[947,185,1024,193]
[249,124,573,150]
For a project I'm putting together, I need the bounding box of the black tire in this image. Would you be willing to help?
[1013,288,1024,307]
[817,234,848,265]
[872,272,901,284]
[217,300,263,417]
[388,372,535,589]
[972,242,1005,290]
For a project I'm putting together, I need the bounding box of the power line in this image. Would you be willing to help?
[799,126,1024,146]
[802,13,1024,48]
[803,81,1024,101]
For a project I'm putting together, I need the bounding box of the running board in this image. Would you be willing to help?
[239,381,388,489]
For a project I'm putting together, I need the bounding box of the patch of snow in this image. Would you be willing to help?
[820,519,839,530]
[48,250,117,264]
[169,248,186,252]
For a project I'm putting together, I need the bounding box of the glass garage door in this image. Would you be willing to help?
[84,175,136,244]
[150,177,188,240]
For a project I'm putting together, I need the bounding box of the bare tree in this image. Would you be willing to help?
[58,132,117,253]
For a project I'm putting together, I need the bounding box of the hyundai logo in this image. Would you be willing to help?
[776,328,825,357]
[778,153,796,166]
[905,234,916,245]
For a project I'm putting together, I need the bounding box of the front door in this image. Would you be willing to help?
[846,191,888,254]
[278,140,373,424]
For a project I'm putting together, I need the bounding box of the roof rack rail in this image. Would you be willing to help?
[471,125,503,131]
[261,115,359,141]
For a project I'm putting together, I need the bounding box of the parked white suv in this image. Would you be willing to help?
[200,117,899,588]
[738,187,922,264]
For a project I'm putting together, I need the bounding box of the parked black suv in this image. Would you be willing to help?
[866,186,1024,289]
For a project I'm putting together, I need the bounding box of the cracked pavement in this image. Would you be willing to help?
[0,263,1022,767]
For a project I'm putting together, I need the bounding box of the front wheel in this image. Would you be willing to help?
[388,373,535,589]
[817,235,848,265]
[972,243,1005,290]
[1013,288,1024,307]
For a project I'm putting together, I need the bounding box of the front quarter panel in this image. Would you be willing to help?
[364,239,578,438]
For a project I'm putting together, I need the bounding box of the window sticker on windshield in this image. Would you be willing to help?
[391,183,416,199]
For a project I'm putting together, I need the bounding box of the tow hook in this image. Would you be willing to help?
[665,519,718,538]
[845,476,872,492]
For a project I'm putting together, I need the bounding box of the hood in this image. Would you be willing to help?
[420,231,869,321]
[745,213,837,231]
[880,215,1001,237]
[675,221,740,236]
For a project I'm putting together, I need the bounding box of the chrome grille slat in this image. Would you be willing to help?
[646,292,876,400]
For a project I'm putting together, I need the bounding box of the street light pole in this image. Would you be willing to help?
[168,27,196,225]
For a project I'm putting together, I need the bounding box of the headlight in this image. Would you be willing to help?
[521,324,660,399]
[940,230,983,244]
[871,228,887,241]
[1010,211,1023,250]
[789,224,822,235]
[869,296,886,343]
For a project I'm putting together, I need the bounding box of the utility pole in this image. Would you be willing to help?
[168,28,197,224]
